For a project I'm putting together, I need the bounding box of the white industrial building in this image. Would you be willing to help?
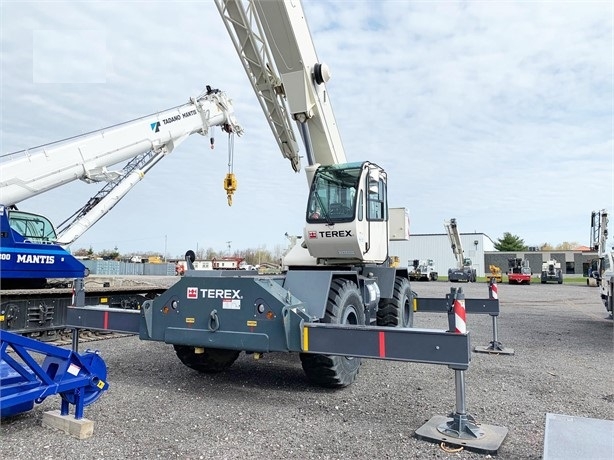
[389,233,496,278]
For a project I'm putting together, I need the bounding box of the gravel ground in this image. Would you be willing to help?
[1,280,613,459]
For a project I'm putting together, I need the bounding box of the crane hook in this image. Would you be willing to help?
[223,132,237,206]
[224,173,237,206]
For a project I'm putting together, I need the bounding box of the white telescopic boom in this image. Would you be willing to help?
[0,88,242,206]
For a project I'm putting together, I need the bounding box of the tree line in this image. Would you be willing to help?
[494,233,580,252]
[73,232,581,264]
[72,244,288,266]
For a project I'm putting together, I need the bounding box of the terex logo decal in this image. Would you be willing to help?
[187,287,198,299]
[309,230,353,239]
[151,121,160,133]
[186,288,242,300]
[318,230,353,238]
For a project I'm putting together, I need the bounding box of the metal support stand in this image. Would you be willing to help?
[72,328,80,354]
[608,275,613,319]
[474,279,514,355]
[415,397,508,454]
[416,279,513,354]
[70,278,85,354]
[415,287,508,454]
[474,315,514,354]
[437,370,484,440]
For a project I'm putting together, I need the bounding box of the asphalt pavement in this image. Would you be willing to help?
[1,280,612,459]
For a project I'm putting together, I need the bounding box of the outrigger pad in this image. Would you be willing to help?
[415,415,508,455]
[474,344,515,355]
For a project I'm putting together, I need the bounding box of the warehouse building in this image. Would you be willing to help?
[484,250,597,276]
[389,232,495,278]
[390,234,597,278]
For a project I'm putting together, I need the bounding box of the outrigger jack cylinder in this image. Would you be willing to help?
[439,288,483,438]
[438,368,485,440]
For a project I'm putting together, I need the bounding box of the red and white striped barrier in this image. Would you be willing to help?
[489,278,498,300]
[453,291,466,334]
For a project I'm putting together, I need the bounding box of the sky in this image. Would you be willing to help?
[1,0,613,258]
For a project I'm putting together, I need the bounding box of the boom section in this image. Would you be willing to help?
[0,88,242,206]
[591,209,609,256]
[215,0,346,170]
[444,218,466,269]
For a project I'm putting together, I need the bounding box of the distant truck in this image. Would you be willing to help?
[508,258,531,285]
[541,259,563,284]
[409,259,438,281]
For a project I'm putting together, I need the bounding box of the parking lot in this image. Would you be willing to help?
[1,280,612,459]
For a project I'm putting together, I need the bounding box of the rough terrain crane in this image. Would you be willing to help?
[95,0,423,389]
[0,86,241,288]
[444,218,476,282]
[540,259,563,284]
[507,257,531,285]
[19,2,509,450]
[133,0,416,388]
[0,87,242,338]
[409,259,438,281]
[26,0,473,395]
[590,209,613,317]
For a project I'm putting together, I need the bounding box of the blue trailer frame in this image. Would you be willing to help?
[0,330,108,418]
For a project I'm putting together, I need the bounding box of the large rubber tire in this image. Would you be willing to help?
[377,276,414,328]
[174,345,240,373]
[299,279,365,388]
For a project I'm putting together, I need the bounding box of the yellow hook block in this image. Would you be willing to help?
[224,173,237,206]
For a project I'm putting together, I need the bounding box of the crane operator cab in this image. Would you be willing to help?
[304,161,389,265]
[0,206,87,288]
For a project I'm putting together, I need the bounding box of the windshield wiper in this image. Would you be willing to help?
[314,192,333,225]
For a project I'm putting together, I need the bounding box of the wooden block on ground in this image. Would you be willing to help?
[42,410,94,439]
